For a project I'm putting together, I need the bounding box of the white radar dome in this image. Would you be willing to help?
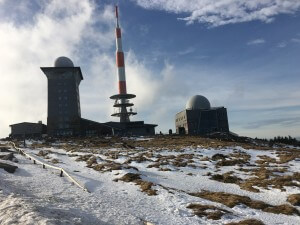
[54,56,74,67]
[186,95,211,110]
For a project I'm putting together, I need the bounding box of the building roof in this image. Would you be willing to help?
[40,67,84,80]
[54,56,74,67]
[9,122,46,127]
[186,95,211,110]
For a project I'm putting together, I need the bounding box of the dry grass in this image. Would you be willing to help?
[287,194,300,206]
[255,155,277,165]
[226,219,265,225]
[86,156,97,167]
[210,172,241,184]
[93,162,122,172]
[190,191,300,216]
[278,153,298,163]
[239,172,300,192]
[187,203,230,220]
[216,159,247,167]
[37,150,49,157]
[51,159,59,164]
[114,173,157,196]
[75,154,93,162]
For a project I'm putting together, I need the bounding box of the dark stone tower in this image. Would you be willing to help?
[41,56,83,136]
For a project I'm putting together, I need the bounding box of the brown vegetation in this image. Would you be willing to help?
[51,159,59,164]
[114,173,157,196]
[187,203,230,220]
[190,191,300,215]
[210,172,241,184]
[239,172,300,192]
[287,194,300,206]
[226,219,265,225]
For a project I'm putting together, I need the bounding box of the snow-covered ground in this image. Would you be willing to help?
[1,139,300,225]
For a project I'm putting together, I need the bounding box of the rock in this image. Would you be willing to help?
[0,147,13,152]
[212,154,227,161]
[0,162,18,173]
[0,153,15,161]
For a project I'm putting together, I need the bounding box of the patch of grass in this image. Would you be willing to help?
[200,156,210,161]
[86,156,97,167]
[210,172,241,184]
[278,153,298,163]
[190,191,300,216]
[255,155,277,166]
[92,162,122,172]
[240,172,300,192]
[75,154,93,162]
[172,160,188,167]
[158,168,172,171]
[287,194,300,206]
[226,219,265,225]
[216,159,246,166]
[51,159,59,164]
[117,173,141,182]
[115,173,157,196]
[37,150,49,157]
[187,203,230,220]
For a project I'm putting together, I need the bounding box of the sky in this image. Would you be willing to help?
[0,0,300,138]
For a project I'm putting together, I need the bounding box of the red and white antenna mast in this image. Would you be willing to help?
[115,5,126,94]
[110,5,137,122]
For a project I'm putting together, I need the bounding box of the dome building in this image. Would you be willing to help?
[175,95,229,135]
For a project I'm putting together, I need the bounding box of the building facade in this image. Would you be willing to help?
[175,95,229,135]
[41,57,82,136]
[106,121,156,136]
[10,122,47,138]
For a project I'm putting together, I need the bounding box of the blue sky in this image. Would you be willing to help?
[0,0,300,138]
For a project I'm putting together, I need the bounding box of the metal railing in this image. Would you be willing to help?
[7,141,90,193]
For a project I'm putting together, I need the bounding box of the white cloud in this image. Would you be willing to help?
[133,0,300,27]
[277,41,287,48]
[177,47,195,56]
[247,38,265,45]
[0,0,116,137]
[291,38,300,43]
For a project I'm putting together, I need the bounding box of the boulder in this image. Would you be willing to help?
[0,146,12,152]
[0,153,14,160]
[0,162,18,173]
[0,153,18,162]
[212,154,227,161]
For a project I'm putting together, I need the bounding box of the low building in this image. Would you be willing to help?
[175,95,229,135]
[80,118,117,136]
[105,121,157,136]
[9,122,47,138]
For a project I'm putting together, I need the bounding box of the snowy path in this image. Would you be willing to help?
[1,151,203,225]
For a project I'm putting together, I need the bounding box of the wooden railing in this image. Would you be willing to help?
[8,141,90,193]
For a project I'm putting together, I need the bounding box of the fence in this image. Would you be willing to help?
[8,141,90,193]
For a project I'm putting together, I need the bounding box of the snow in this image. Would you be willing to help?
[1,141,300,225]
